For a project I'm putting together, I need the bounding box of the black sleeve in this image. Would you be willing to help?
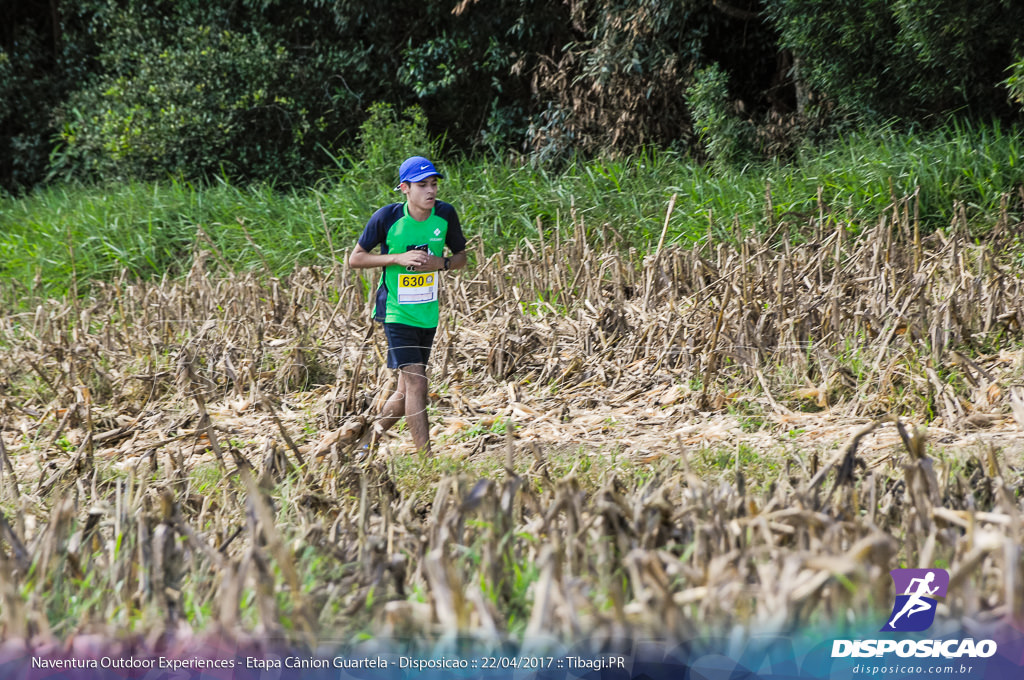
[438,202,468,253]
[358,204,400,254]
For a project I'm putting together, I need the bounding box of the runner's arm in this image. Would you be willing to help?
[401,249,468,273]
[446,250,467,271]
[349,243,427,270]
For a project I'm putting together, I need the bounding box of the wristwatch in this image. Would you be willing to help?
[443,257,451,271]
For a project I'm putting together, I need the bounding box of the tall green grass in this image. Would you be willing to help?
[1,120,1021,300]
[797,119,1023,227]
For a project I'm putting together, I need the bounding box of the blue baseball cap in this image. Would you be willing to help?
[396,156,443,188]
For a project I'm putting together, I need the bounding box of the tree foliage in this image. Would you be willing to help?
[54,23,316,182]
[1007,57,1024,111]
[766,0,1024,120]
[0,0,93,192]
[1,0,1022,192]
[686,63,755,168]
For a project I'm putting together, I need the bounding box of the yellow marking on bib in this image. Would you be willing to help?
[397,272,438,304]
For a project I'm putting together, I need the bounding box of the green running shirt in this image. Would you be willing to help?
[356,201,467,328]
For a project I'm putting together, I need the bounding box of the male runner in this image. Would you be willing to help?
[348,156,467,454]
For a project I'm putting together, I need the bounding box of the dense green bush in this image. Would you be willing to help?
[766,0,1024,121]
[353,103,438,179]
[45,0,378,186]
[7,0,457,190]
[685,64,755,167]
[52,24,319,183]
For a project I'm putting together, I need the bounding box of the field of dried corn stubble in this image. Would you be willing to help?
[1,206,1024,655]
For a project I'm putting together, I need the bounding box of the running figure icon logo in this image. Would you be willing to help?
[881,568,949,632]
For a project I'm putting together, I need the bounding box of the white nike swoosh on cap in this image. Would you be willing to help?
[420,164,429,169]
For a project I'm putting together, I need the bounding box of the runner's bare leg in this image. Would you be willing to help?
[376,370,407,433]
[401,363,430,453]
[374,365,429,452]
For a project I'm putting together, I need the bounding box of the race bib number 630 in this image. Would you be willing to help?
[397,272,438,304]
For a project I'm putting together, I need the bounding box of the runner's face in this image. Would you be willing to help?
[402,176,438,216]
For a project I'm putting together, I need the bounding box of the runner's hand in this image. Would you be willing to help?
[402,253,445,271]
[396,250,430,270]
